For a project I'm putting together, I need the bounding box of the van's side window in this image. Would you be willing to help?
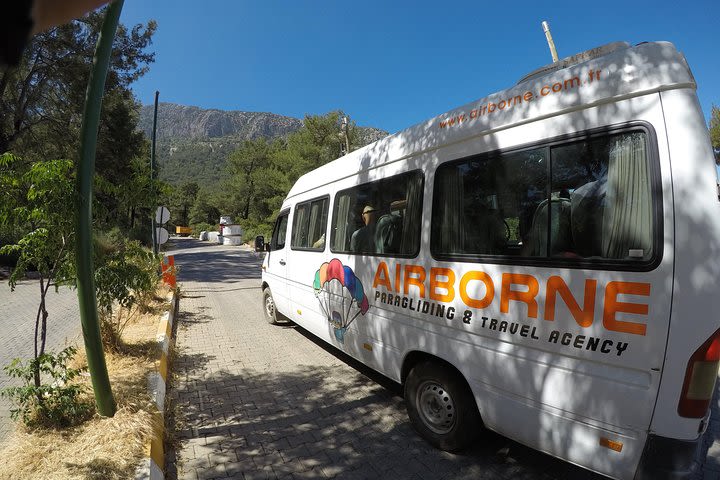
[432,130,655,263]
[271,210,289,250]
[330,171,424,256]
[291,197,329,251]
[433,147,547,257]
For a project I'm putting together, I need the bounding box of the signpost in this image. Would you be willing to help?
[155,206,170,225]
[156,227,169,245]
[154,206,170,249]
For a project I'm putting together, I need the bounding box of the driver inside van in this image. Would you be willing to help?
[350,205,378,253]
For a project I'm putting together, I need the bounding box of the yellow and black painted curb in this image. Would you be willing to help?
[136,289,178,480]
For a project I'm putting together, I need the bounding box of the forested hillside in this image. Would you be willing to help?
[139,103,387,187]
[161,111,389,241]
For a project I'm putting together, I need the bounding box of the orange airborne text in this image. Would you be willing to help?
[373,262,650,336]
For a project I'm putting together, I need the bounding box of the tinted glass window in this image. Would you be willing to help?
[331,171,424,256]
[432,130,654,263]
[432,148,547,257]
[292,197,329,250]
[551,132,652,260]
[271,211,289,250]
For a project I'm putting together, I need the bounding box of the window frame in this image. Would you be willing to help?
[329,169,425,258]
[290,195,330,252]
[430,122,663,272]
[271,209,290,251]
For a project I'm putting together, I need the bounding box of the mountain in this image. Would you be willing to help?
[138,103,388,187]
[138,103,304,141]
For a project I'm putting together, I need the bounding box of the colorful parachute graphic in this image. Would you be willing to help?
[313,259,369,342]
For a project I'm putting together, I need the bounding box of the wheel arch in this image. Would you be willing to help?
[402,350,484,450]
[401,350,476,403]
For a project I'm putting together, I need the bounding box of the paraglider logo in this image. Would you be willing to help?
[313,259,369,343]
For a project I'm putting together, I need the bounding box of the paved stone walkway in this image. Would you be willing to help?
[167,240,598,479]
[167,238,720,480]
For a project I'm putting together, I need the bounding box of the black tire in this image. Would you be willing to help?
[404,361,481,452]
[263,287,279,325]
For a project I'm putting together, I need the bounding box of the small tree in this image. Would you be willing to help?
[0,153,76,395]
[2,346,91,428]
[709,105,720,164]
[94,232,161,351]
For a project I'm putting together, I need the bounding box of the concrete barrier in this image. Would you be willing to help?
[135,289,178,480]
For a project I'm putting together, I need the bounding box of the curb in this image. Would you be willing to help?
[135,288,179,480]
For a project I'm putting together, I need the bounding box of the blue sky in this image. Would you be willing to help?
[119,1,719,134]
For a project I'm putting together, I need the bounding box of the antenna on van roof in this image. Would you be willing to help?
[542,21,559,63]
[340,116,350,156]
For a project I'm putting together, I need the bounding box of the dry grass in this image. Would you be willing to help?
[0,287,172,480]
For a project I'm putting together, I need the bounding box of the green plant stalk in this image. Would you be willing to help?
[151,90,159,254]
[75,0,125,417]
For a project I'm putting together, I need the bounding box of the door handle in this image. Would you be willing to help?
[279,260,286,265]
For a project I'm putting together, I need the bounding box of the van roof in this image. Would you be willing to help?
[287,41,694,200]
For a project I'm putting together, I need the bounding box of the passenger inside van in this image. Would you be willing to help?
[375,199,406,254]
[523,194,575,257]
[350,205,378,253]
[312,233,325,249]
[464,205,508,255]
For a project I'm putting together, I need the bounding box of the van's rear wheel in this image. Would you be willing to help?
[405,361,481,452]
[263,287,279,325]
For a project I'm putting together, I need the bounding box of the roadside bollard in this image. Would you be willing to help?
[161,255,176,289]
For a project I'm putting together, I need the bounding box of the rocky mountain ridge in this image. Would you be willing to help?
[138,103,303,141]
[138,103,388,145]
[137,103,388,186]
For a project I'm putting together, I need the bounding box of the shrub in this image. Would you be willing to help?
[0,226,23,267]
[128,223,152,246]
[94,235,161,351]
[238,219,272,245]
[191,222,214,237]
[1,347,91,428]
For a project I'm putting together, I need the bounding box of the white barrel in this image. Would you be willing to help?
[208,232,220,243]
[199,231,209,241]
[222,224,243,236]
[222,235,244,246]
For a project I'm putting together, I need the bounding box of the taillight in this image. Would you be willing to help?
[678,328,720,418]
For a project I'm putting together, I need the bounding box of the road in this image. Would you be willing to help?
[167,237,720,480]
[0,279,82,439]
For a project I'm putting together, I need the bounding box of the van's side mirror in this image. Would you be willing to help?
[254,235,265,252]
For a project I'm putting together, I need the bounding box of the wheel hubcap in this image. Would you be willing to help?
[417,381,456,434]
[265,295,275,318]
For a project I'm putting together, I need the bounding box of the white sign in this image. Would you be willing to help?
[155,206,170,225]
[156,227,169,245]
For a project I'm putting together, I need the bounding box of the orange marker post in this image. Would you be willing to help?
[162,255,177,289]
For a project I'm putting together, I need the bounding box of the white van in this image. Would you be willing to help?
[258,41,720,480]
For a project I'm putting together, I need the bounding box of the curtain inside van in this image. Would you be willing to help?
[401,173,424,254]
[602,133,652,259]
[332,194,351,251]
[291,204,309,247]
[436,167,465,254]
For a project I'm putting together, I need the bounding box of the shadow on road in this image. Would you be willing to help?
[163,237,719,479]
[166,319,605,480]
[175,252,262,283]
[167,238,263,284]
[695,387,720,475]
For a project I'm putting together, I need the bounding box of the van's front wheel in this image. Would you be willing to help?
[263,287,279,325]
[405,361,481,452]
